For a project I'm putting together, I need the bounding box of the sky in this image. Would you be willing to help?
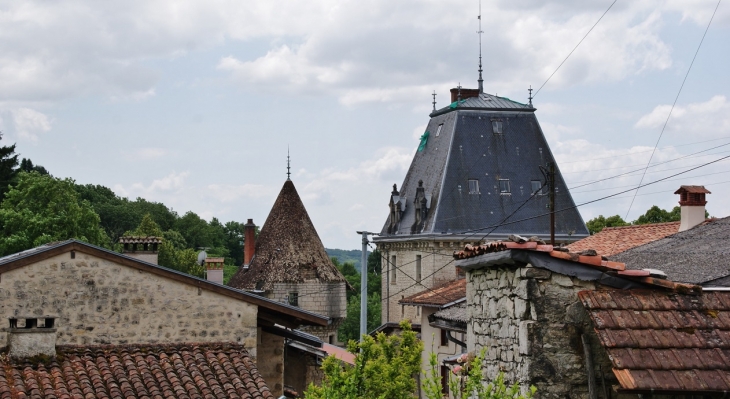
[0,0,729,250]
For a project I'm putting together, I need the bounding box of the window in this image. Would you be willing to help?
[531,180,543,195]
[391,255,397,284]
[492,120,503,134]
[440,329,448,346]
[288,292,299,307]
[440,366,450,395]
[499,179,511,194]
[416,255,422,282]
[468,179,479,194]
[436,123,443,137]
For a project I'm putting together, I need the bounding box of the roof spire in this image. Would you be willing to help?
[432,90,437,111]
[287,147,291,181]
[477,0,484,93]
[457,83,462,101]
[528,85,533,107]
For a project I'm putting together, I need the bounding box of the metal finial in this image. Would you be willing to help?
[432,90,437,111]
[457,83,462,101]
[528,85,533,107]
[287,148,291,181]
[477,0,484,94]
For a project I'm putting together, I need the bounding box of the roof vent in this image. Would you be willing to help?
[7,316,57,359]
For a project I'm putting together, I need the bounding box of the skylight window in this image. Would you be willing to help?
[468,179,479,194]
[436,123,443,137]
[499,179,510,194]
[492,120,503,134]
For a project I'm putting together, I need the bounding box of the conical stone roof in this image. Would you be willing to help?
[228,180,346,291]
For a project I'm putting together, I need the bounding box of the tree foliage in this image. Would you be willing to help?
[632,205,681,225]
[585,214,629,234]
[0,172,108,255]
[0,133,19,202]
[126,214,203,277]
[335,250,383,342]
[305,321,422,399]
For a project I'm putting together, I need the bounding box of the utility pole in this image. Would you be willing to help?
[356,231,377,342]
[549,162,556,246]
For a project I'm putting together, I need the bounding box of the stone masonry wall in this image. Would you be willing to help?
[257,328,285,397]
[270,281,346,342]
[378,240,474,324]
[0,251,259,357]
[468,264,617,399]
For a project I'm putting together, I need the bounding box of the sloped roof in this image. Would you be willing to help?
[567,222,680,256]
[0,240,328,328]
[612,217,730,285]
[675,185,711,194]
[431,92,534,116]
[579,289,730,394]
[377,99,588,242]
[0,343,273,399]
[400,279,466,307]
[228,180,345,291]
[432,303,467,323]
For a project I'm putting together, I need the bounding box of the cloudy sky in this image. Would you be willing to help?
[1,0,728,250]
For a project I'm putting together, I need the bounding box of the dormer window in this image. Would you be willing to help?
[436,123,443,137]
[468,179,480,194]
[499,179,511,194]
[492,120,503,134]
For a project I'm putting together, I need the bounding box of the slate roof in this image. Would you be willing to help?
[0,343,274,399]
[377,91,588,242]
[431,92,534,115]
[579,289,730,394]
[432,303,467,324]
[567,222,680,256]
[399,279,466,307]
[228,180,346,291]
[612,216,730,286]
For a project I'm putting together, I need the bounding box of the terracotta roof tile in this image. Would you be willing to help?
[0,343,273,399]
[567,222,680,256]
[399,279,466,307]
[580,289,730,393]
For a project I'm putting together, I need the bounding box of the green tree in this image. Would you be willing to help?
[19,158,49,175]
[585,214,629,234]
[0,172,108,255]
[0,133,19,202]
[126,214,202,277]
[632,205,680,225]
[338,293,382,343]
[305,321,422,399]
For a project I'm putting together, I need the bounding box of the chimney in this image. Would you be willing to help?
[205,257,224,284]
[7,316,57,359]
[120,236,162,265]
[243,219,256,267]
[674,185,710,232]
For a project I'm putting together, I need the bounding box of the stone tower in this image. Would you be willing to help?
[374,87,589,325]
[228,179,347,343]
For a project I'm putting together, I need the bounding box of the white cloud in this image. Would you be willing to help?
[125,171,190,196]
[124,147,168,160]
[10,108,52,141]
[634,95,730,138]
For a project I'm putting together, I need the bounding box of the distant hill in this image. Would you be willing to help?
[326,248,370,273]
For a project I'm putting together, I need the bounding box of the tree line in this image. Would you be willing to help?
[585,204,710,235]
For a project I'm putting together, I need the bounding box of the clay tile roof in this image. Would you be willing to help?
[228,180,346,291]
[0,343,274,399]
[400,279,466,307]
[579,289,730,394]
[118,236,163,244]
[675,185,711,194]
[566,222,679,257]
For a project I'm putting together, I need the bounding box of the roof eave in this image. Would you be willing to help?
[429,106,536,118]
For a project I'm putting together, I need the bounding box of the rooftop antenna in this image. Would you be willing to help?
[477,0,484,93]
[287,147,291,181]
[457,83,462,101]
[528,85,533,107]
[432,90,437,111]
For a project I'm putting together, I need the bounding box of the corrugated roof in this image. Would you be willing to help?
[377,109,588,241]
[400,279,466,307]
[580,289,730,394]
[228,180,346,291]
[0,343,273,398]
[567,222,680,256]
[612,217,730,285]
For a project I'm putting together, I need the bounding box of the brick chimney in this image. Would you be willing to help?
[243,219,256,268]
[674,185,710,232]
[120,236,162,265]
[7,316,57,359]
[205,257,224,284]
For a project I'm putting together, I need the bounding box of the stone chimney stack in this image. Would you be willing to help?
[120,236,162,265]
[7,316,57,359]
[205,257,224,284]
[674,185,710,232]
[243,219,256,268]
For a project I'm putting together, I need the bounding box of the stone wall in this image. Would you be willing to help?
[378,240,473,324]
[284,346,323,396]
[269,281,346,342]
[0,251,258,356]
[258,328,284,397]
[467,264,617,399]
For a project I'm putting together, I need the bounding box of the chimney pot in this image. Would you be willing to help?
[7,316,57,359]
[674,185,710,232]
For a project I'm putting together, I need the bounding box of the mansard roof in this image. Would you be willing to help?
[377,90,589,242]
[228,180,346,291]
